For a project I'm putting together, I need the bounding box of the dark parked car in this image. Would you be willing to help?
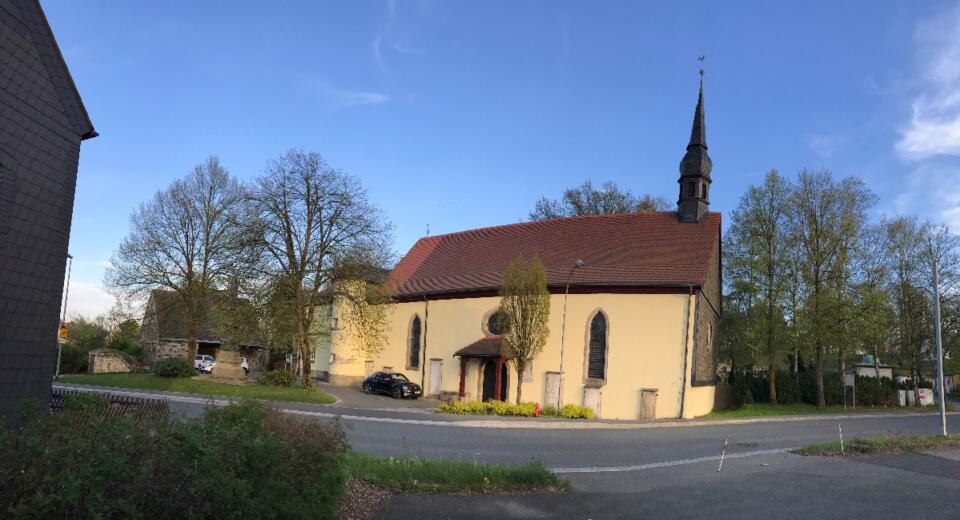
[362,371,422,399]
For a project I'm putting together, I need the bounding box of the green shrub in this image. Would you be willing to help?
[557,404,594,419]
[0,398,347,519]
[57,343,89,374]
[436,400,592,419]
[260,369,294,387]
[153,356,194,378]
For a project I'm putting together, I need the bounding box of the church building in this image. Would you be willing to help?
[317,81,721,420]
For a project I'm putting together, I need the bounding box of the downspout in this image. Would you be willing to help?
[421,294,429,389]
[678,285,694,419]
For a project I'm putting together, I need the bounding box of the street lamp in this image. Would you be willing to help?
[55,253,73,379]
[557,259,584,409]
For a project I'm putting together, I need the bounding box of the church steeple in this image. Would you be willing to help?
[677,72,712,223]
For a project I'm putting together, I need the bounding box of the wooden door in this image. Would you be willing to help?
[429,359,442,395]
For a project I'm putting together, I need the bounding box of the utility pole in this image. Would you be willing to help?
[55,253,73,379]
[557,259,584,409]
[933,256,947,437]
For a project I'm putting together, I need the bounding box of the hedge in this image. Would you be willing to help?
[0,398,346,519]
[728,364,915,407]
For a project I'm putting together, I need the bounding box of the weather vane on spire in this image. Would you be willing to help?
[698,55,705,77]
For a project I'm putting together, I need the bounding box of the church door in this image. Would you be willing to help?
[482,361,496,401]
[481,360,508,402]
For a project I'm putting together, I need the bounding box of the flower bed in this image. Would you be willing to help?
[436,400,594,419]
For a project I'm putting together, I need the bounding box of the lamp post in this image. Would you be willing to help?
[55,253,73,379]
[933,256,947,436]
[557,259,584,409]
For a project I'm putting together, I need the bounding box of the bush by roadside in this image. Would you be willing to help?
[260,369,294,387]
[152,356,194,377]
[0,397,347,519]
[436,400,594,419]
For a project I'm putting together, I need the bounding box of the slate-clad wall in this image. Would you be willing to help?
[0,0,86,418]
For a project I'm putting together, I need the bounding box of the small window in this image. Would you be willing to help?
[686,181,697,199]
[487,311,509,336]
[587,313,607,380]
[409,316,422,368]
[701,183,708,200]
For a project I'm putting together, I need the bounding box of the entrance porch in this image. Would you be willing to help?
[454,336,511,402]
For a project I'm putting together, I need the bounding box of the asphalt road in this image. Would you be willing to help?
[342,412,960,469]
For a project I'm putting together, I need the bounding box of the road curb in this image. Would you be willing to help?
[52,383,959,430]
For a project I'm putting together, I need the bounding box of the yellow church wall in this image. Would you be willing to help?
[327,290,714,420]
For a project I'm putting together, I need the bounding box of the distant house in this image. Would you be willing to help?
[140,290,268,368]
[847,355,894,380]
[0,0,97,418]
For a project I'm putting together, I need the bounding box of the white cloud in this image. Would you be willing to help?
[304,80,389,110]
[896,5,960,159]
[892,4,960,232]
[64,281,115,321]
[806,133,846,161]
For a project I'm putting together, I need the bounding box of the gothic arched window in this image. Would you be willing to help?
[409,316,421,369]
[587,312,607,380]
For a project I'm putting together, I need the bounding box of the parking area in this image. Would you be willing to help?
[317,382,441,412]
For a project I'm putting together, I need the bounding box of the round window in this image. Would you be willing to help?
[487,311,509,336]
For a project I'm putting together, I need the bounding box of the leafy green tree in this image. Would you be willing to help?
[106,319,142,358]
[530,181,669,220]
[725,170,792,403]
[499,255,550,404]
[789,170,876,407]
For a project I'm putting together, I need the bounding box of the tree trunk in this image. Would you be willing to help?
[187,317,199,362]
[516,370,523,405]
[768,354,777,404]
[814,286,825,408]
[767,300,777,404]
[296,311,313,388]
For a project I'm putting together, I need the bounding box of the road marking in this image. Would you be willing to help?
[550,448,798,474]
[53,383,960,431]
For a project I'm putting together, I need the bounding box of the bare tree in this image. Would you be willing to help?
[252,149,391,387]
[498,255,550,404]
[106,157,247,360]
[530,181,668,220]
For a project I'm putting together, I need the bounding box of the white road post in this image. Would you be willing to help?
[717,434,730,472]
[839,424,844,454]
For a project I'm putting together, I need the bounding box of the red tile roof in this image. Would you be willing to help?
[387,211,720,299]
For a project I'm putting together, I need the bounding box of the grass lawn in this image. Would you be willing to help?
[794,434,960,456]
[59,373,336,404]
[343,452,569,494]
[701,402,934,419]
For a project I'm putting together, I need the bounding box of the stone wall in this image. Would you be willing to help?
[145,340,189,364]
[88,350,137,374]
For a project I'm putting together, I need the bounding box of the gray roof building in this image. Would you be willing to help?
[0,0,96,418]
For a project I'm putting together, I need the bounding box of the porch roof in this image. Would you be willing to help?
[454,336,512,359]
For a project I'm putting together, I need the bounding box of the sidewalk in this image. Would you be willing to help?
[52,382,959,430]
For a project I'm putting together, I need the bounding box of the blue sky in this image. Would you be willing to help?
[45,0,960,318]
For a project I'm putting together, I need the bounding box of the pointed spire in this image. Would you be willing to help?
[677,65,713,224]
[688,72,707,149]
